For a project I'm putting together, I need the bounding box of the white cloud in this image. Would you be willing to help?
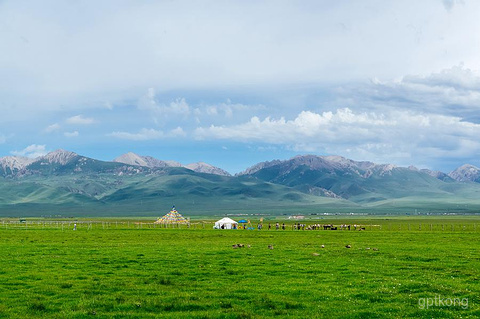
[108,127,185,141]
[64,131,79,138]
[0,0,479,123]
[195,108,480,166]
[403,64,480,90]
[11,144,48,158]
[335,65,480,124]
[45,123,61,133]
[108,128,164,141]
[138,88,190,119]
[170,127,186,137]
[204,101,251,119]
[194,100,267,126]
[66,115,95,125]
[195,109,393,143]
[138,88,157,112]
[1,0,480,171]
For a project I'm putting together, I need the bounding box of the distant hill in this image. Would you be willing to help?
[448,164,480,182]
[185,162,231,176]
[238,155,480,208]
[113,152,182,169]
[114,152,230,176]
[0,150,343,216]
[1,151,480,216]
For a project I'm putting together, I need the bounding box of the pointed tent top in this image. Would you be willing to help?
[155,206,188,224]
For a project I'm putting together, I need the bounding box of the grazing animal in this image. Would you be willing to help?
[312,253,320,256]
[232,244,238,249]
[373,248,379,251]
[345,245,351,248]
[268,245,274,250]
[247,245,251,248]
[365,247,371,250]
[321,245,325,248]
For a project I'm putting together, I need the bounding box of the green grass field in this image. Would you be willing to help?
[0,217,479,318]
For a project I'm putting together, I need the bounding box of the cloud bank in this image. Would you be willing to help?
[1,1,480,172]
[195,107,480,165]
[108,127,186,141]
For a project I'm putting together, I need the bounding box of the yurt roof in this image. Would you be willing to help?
[215,217,238,224]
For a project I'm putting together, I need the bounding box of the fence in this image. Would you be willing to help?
[0,219,479,232]
[0,220,213,230]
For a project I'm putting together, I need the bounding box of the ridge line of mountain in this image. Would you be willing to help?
[1,149,479,182]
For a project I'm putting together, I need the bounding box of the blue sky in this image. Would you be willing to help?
[1,0,480,174]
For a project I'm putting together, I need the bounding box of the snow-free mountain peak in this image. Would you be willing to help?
[0,156,35,173]
[40,149,78,165]
[238,155,388,177]
[185,162,231,176]
[113,152,181,168]
[448,164,480,182]
[113,152,230,176]
[114,152,149,167]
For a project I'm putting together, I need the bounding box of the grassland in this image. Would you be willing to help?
[0,217,479,318]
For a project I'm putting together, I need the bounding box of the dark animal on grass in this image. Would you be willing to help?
[345,245,351,248]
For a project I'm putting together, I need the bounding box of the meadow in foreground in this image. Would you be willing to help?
[0,218,479,318]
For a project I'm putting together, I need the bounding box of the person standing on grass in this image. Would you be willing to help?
[73,223,77,231]
[276,222,279,230]
[282,223,285,230]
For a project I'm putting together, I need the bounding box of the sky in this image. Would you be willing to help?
[1,0,480,174]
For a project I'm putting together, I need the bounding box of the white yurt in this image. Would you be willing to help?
[214,217,238,229]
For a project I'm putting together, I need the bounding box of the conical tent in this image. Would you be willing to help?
[155,206,189,224]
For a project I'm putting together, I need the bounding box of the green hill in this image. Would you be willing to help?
[2,152,480,217]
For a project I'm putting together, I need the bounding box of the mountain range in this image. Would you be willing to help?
[1,150,480,217]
